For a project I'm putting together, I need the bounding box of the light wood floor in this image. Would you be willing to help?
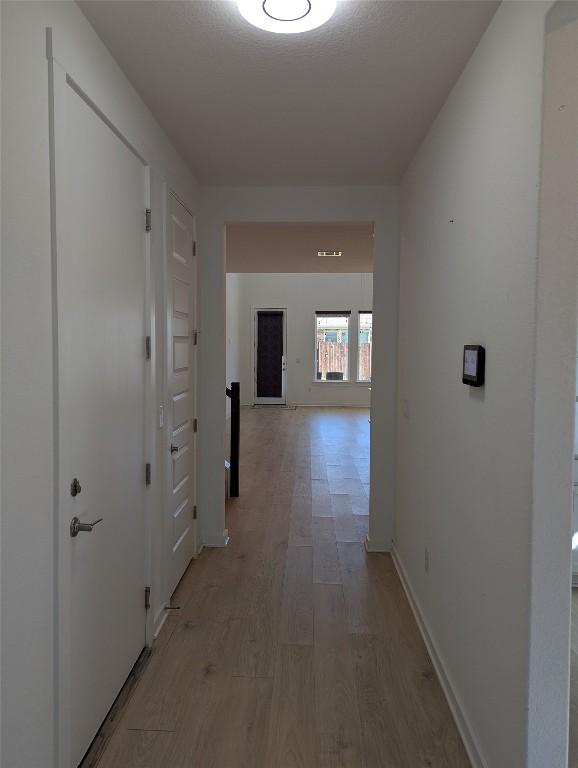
[92,406,470,768]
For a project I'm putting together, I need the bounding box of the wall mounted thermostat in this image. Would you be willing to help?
[462,345,485,387]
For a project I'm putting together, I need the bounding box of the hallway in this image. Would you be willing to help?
[90,407,470,768]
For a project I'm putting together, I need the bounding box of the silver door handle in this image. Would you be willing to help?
[70,516,103,538]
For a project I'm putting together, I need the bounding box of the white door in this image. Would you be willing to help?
[54,73,148,767]
[165,192,197,596]
[254,308,287,404]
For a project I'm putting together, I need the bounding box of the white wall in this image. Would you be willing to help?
[574,334,578,574]
[573,316,578,575]
[226,272,243,407]
[200,185,399,554]
[395,3,577,767]
[227,273,373,406]
[1,3,198,766]
[0,5,3,761]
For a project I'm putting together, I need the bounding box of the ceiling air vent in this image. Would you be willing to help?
[317,250,342,258]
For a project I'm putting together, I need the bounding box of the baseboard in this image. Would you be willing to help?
[202,528,230,548]
[364,534,391,552]
[194,543,204,558]
[292,402,370,408]
[392,548,488,768]
[153,606,168,641]
[251,404,297,410]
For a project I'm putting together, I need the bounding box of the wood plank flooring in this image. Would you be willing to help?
[91,406,470,768]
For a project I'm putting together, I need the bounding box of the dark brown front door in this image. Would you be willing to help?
[256,310,284,401]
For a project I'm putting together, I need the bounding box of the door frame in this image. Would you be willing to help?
[252,307,288,405]
[48,34,154,767]
[161,187,199,608]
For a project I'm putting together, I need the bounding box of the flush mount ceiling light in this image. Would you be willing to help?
[237,0,337,34]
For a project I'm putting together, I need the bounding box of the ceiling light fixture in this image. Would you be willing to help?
[237,0,336,34]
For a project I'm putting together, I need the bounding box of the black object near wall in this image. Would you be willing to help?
[462,345,485,387]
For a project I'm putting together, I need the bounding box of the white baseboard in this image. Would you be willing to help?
[153,606,168,641]
[291,402,370,408]
[364,534,391,552]
[392,548,488,768]
[194,543,204,558]
[202,528,230,548]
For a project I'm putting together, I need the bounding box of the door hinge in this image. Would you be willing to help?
[145,335,151,360]
[144,586,151,611]
[193,241,197,257]
[193,505,197,520]
[145,208,152,232]
[145,462,151,486]
[193,418,198,433]
[192,330,198,346]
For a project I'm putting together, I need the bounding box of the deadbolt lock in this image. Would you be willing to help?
[70,478,82,497]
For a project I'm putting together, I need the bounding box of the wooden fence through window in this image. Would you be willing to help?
[358,343,371,381]
[316,341,372,381]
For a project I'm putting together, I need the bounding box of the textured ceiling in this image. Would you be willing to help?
[226,222,374,272]
[79,0,499,185]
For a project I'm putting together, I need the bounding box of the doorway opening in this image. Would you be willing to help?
[225,221,374,409]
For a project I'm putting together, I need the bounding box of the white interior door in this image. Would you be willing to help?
[166,192,197,596]
[55,74,148,767]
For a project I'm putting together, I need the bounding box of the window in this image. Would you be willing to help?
[358,311,372,381]
[315,312,350,381]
